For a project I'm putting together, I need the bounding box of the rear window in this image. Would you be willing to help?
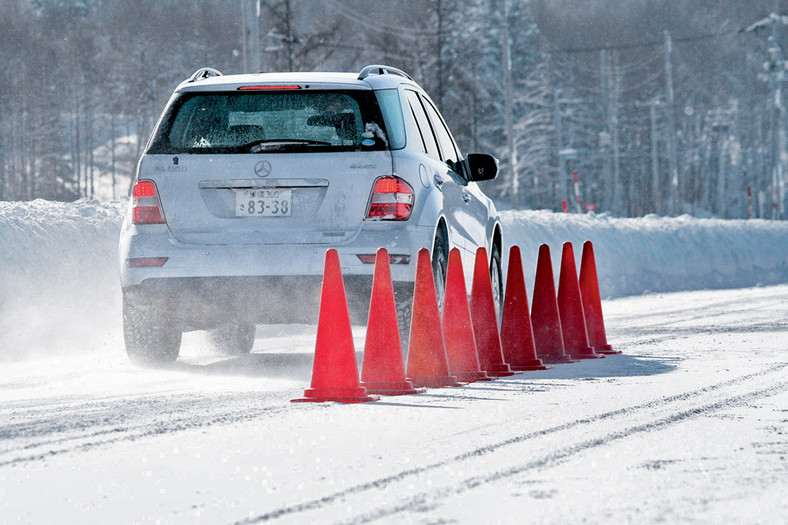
[148,89,390,154]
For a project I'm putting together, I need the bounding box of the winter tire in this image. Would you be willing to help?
[490,242,503,319]
[122,297,182,366]
[432,226,449,313]
[207,323,256,356]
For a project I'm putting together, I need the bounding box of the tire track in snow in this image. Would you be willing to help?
[237,363,788,524]
[344,378,788,524]
[0,393,288,468]
[608,289,788,329]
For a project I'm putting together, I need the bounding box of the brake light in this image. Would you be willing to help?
[132,180,166,224]
[237,85,302,90]
[366,176,414,220]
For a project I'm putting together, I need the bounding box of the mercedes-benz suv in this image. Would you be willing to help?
[119,64,503,365]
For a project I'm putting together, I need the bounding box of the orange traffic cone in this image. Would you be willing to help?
[579,240,620,354]
[361,248,422,395]
[558,242,603,359]
[531,244,574,364]
[405,248,460,388]
[292,249,379,403]
[500,246,552,371]
[470,247,517,377]
[442,248,493,382]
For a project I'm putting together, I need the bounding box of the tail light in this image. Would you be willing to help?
[366,176,414,221]
[132,180,166,224]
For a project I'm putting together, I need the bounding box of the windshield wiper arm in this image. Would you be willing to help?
[249,139,332,152]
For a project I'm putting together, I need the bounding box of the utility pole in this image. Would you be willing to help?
[501,0,518,209]
[611,54,622,214]
[744,13,788,220]
[650,99,660,214]
[600,50,622,214]
[554,88,567,205]
[600,49,612,212]
[638,98,663,214]
[768,19,785,219]
[664,31,679,216]
[436,0,444,109]
[241,0,262,73]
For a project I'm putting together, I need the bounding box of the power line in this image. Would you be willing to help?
[551,29,740,54]
[324,0,434,39]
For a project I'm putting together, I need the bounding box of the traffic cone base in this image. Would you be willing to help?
[569,346,606,360]
[362,380,425,396]
[292,386,380,404]
[509,359,553,371]
[541,354,575,364]
[409,374,462,388]
[484,363,520,377]
[595,344,621,355]
[453,370,494,383]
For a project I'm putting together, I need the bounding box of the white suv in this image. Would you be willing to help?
[119,65,502,365]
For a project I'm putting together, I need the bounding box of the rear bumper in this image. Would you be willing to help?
[119,221,433,329]
[123,275,413,330]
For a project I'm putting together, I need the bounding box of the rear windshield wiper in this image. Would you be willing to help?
[249,139,332,153]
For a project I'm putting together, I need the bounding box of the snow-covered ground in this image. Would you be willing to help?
[0,200,787,524]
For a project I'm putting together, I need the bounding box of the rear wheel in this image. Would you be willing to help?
[207,323,256,356]
[123,297,182,366]
[431,226,449,313]
[490,243,503,320]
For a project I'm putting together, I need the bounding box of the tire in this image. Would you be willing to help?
[431,226,449,313]
[123,297,182,366]
[207,323,256,356]
[396,295,412,355]
[489,243,503,320]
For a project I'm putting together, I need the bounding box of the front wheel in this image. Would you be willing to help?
[123,297,182,366]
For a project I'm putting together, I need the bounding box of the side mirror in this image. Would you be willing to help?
[465,153,499,182]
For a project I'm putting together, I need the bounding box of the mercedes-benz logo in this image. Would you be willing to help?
[254,160,272,177]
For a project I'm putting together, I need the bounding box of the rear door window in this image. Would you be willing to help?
[422,97,461,165]
[405,90,440,159]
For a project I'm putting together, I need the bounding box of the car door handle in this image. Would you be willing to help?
[433,174,445,190]
[462,191,472,203]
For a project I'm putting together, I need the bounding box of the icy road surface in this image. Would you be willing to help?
[1,284,787,524]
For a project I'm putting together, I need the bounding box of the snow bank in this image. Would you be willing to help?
[501,210,788,298]
[0,200,786,356]
[0,199,126,358]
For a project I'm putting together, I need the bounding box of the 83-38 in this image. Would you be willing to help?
[235,189,292,217]
[246,198,289,215]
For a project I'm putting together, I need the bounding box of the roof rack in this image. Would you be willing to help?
[187,67,223,83]
[358,64,413,81]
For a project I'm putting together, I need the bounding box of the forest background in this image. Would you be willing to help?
[1,0,787,219]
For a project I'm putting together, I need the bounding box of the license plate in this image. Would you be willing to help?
[235,189,292,217]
